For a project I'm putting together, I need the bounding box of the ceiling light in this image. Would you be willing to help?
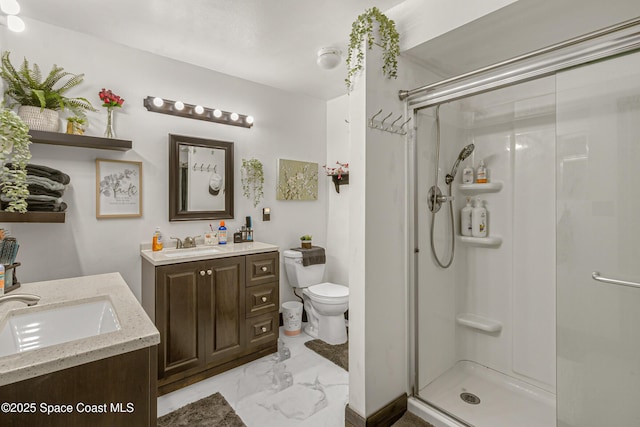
[174,101,184,111]
[194,105,204,114]
[316,47,341,70]
[0,0,20,15]
[6,14,24,32]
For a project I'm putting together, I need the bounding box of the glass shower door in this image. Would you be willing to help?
[556,51,640,427]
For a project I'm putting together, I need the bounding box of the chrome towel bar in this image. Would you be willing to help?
[592,271,640,289]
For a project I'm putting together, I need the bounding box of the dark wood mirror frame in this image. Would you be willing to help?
[169,134,234,221]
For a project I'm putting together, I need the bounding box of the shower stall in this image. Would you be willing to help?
[406,19,640,427]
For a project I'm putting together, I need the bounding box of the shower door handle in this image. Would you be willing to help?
[592,271,640,289]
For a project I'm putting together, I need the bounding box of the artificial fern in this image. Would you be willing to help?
[1,51,97,116]
[0,104,32,213]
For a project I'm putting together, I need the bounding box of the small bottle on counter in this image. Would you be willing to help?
[152,226,164,251]
[218,221,227,245]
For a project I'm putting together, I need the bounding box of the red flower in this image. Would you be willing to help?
[99,88,125,108]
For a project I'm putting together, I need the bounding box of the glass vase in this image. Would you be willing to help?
[104,107,115,138]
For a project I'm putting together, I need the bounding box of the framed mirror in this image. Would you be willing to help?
[169,134,234,221]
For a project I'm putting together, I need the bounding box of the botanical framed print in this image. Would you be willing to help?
[276,159,318,200]
[96,159,142,218]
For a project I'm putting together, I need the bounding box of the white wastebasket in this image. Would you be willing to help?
[282,301,303,336]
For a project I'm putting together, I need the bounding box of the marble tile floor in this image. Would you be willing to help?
[157,325,349,427]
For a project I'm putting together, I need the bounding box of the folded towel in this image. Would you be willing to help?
[27,184,64,198]
[1,194,62,203]
[1,200,67,212]
[6,163,71,185]
[290,246,326,267]
[26,175,66,191]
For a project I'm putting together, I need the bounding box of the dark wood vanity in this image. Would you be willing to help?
[141,244,279,395]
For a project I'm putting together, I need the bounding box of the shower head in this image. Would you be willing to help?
[445,143,475,185]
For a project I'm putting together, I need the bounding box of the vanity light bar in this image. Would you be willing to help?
[143,96,254,129]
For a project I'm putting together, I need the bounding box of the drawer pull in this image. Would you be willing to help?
[261,326,267,333]
[207,269,212,276]
[261,266,268,272]
[199,270,205,276]
[261,296,268,303]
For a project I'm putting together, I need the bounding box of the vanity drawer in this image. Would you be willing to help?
[246,311,279,350]
[246,251,279,287]
[246,281,279,318]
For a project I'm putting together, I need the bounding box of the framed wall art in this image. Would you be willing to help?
[96,159,142,218]
[276,159,318,201]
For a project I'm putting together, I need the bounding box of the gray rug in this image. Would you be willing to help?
[304,339,349,371]
[392,411,435,427]
[157,392,246,427]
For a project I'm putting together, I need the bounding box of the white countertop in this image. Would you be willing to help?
[140,241,279,266]
[0,272,160,387]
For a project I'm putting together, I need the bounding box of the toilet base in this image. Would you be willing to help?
[304,324,319,339]
[317,315,347,345]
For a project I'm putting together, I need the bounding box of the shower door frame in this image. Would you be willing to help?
[405,16,640,425]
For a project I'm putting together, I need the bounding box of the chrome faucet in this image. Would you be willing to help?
[169,235,201,249]
[0,294,40,306]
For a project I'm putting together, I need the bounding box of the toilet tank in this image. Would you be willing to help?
[283,250,325,288]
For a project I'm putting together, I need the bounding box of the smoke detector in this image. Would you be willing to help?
[316,47,342,70]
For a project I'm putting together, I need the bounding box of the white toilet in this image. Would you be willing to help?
[283,250,349,345]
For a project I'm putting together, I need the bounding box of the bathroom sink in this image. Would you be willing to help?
[0,299,121,358]
[162,247,222,258]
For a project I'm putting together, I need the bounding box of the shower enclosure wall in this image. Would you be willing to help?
[409,23,640,427]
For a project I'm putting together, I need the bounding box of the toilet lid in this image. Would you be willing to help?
[307,282,349,298]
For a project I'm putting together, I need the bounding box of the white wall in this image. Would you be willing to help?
[1,18,327,303]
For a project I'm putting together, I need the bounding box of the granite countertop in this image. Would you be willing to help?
[141,241,279,266]
[0,272,160,387]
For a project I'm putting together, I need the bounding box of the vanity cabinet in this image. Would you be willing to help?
[142,248,279,395]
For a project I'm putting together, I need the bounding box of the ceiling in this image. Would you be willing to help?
[18,0,405,100]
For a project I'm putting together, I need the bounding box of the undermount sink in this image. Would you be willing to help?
[162,247,222,258]
[0,298,121,358]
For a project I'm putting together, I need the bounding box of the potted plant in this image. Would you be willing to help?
[0,51,97,132]
[66,115,87,135]
[300,235,312,249]
[241,158,264,208]
[0,104,32,212]
[345,6,400,92]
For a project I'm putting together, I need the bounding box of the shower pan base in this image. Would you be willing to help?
[417,360,555,427]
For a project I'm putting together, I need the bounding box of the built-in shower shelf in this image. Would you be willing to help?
[456,313,503,333]
[458,181,503,194]
[457,235,502,247]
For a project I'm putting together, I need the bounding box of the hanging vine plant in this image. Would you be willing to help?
[346,6,400,92]
[0,104,32,212]
[241,158,264,208]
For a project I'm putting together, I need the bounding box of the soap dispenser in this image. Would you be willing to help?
[471,198,487,237]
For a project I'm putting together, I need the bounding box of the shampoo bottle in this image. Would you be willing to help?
[218,221,227,245]
[471,199,487,237]
[476,160,487,183]
[152,226,164,251]
[462,165,474,184]
[461,198,473,237]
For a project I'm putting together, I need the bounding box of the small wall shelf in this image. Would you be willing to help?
[29,130,132,151]
[0,212,65,223]
[456,313,502,333]
[458,181,503,194]
[330,174,349,193]
[457,235,502,247]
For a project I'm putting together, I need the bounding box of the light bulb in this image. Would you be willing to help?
[152,97,164,107]
[213,109,222,118]
[7,15,25,32]
[1,0,20,15]
[245,116,254,125]
[230,112,239,121]
[174,101,184,111]
[194,105,204,114]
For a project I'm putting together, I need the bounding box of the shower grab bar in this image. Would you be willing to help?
[592,271,640,289]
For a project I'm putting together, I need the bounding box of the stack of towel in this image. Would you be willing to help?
[2,163,71,212]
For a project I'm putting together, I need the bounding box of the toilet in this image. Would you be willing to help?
[283,250,349,345]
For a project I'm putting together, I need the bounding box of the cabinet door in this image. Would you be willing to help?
[156,261,204,380]
[202,256,246,366]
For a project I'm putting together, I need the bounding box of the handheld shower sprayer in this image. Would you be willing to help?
[445,143,475,185]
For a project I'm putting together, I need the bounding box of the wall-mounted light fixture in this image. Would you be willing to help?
[143,96,254,129]
[0,0,25,32]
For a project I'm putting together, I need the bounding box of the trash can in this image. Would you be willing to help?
[282,301,303,336]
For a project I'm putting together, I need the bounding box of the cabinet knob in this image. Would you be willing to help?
[261,326,267,333]
[199,270,205,276]
[261,296,267,303]
[207,269,212,276]
[261,266,268,272]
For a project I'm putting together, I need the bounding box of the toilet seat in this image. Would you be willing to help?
[305,282,349,304]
